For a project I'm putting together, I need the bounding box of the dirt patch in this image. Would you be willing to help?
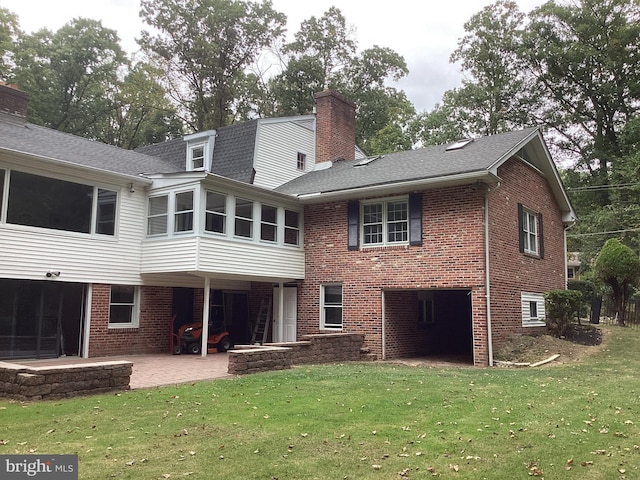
[494,323,603,366]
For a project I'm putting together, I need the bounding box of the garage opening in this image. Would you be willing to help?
[384,289,473,363]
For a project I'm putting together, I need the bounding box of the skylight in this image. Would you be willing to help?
[354,156,381,167]
[445,138,474,151]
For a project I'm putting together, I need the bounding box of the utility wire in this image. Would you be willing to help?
[567,227,640,237]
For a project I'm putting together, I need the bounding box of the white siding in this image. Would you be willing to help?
[521,292,546,327]
[142,235,304,282]
[253,120,315,189]
[0,187,147,285]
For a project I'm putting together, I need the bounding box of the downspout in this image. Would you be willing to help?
[484,189,495,366]
[381,290,386,360]
[201,277,211,358]
[82,284,92,358]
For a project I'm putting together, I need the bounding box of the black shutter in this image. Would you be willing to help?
[347,200,359,251]
[409,193,423,246]
[517,203,524,253]
[538,212,544,258]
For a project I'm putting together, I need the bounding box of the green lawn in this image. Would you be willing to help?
[2,326,639,479]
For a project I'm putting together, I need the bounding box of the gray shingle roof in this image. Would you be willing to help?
[210,120,257,183]
[0,120,181,177]
[276,127,540,196]
[136,120,258,183]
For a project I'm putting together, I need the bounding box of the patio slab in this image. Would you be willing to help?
[5,352,233,389]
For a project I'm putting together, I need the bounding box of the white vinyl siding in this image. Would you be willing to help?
[0,183,147,285]
[253,119,315,189]
[521,292,546,327]
[141,235,305,280]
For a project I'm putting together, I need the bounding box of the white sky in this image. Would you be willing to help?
[2,0,546,112]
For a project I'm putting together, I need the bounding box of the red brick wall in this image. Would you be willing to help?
[0,84,28,118]
[488,158,567,347]
[298,185,488,362]
[88,284,173,357]
[314,90,356,163]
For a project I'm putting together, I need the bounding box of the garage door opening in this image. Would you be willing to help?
[384,289,473,363]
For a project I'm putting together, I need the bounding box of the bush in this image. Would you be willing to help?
[567,279,597,321]
[544,290,583,337]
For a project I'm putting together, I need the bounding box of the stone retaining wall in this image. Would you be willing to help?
[228,333,365,375]
[0,360,132,401]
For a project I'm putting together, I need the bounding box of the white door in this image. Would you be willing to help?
[273,287,297,342]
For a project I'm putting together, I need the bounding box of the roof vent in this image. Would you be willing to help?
[354,156,381,167]
[445,138,474,151]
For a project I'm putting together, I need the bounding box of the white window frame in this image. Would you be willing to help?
[108,285,140,329]
[361,197,409,247]
[189,143,206,171]
[522,208,538,255]
[234,197,254,239]
[260,204,278,243]
[297,152,306,171]
[147,195,169,236]
[321,284,343,330]
[174,190,194,233]
[521,292,545,327]
[284,209,301,246]
[205,190,226,235]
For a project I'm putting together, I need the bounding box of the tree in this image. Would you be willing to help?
[269,7,413,153]
[11,18,128,137]
[0,7,20,81]
[523,0,640,203]
[138,0,286,132]
[414,1,531,145]
[100,62,183,149]
[594,238,640,326]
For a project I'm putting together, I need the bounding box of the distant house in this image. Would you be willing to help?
[0,85,576,366]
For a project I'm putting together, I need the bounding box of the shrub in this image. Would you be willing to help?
[544,290,583,337]
[567,279,597,321]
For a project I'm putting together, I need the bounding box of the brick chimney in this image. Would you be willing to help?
[0,83,28,123]
[314,90,356,163]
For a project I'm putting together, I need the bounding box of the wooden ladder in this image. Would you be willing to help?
[251,297,271,344]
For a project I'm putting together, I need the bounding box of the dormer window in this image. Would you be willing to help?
[183,130,216,172]
[189,144,205,170]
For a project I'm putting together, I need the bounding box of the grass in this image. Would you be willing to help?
[2,326,640,479]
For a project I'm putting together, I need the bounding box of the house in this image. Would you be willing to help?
[0,85,576,366]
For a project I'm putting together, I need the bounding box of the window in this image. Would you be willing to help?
[235,198,253,238]
[260,204,277,242]
[521,292,545,327]
[518,204,544,257]
[174,191,194,232]
[96,189,117,235]
[321,284,343,330]
[109,285,139,328]
[147,195,168,235]
[284,209,300,246]
[189,144,205,170]
[418,296,435,325]
[5,170,118,236]
[522,209,538,254]
[0,169,4,216]
[362,199,408,246]
[297,152,306,171]
[567,267,575,279]
[205,191,226,234]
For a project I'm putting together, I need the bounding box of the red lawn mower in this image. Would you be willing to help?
[171,315,232,355]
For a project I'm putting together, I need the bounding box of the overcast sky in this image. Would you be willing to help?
[3,0,547,112]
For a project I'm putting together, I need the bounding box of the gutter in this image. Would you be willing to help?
[296,171,501,204]
[0,146,154,186]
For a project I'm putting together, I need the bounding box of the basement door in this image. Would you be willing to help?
[273,287,297,343]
